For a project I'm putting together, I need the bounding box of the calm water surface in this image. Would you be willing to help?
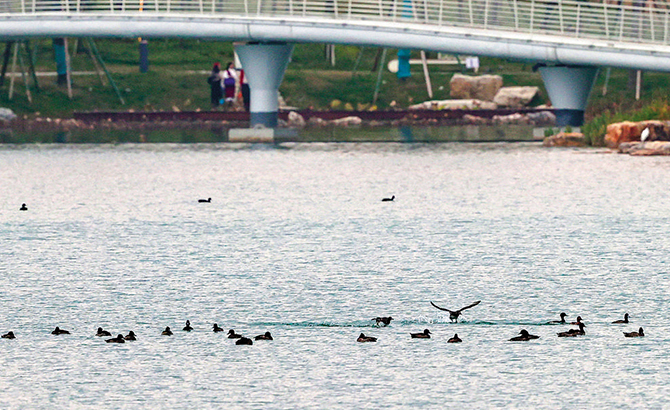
[1,142,669,409]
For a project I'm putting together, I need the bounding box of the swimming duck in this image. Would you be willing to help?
[106,334,125,343]
[447,333,462,343]
[96,327,112,337]
[212,324,224,333]
[161,326,173,336]
[624,327,644,338]
[410,329,431,339]
[612,313,630,324]
[509,329,539,341]
[381,195,395,202]
[183,320,193,332]
[430,300,481,323]
[570,316,584,326]
[547,312,568,324]
[227,329,242,339]
[557,322,586,337]
[357,333,377,343]
[124,331,137,341]
[198,198,212,203]
[51,327,70,335]
[19,203,27,211]
[2,331,16,339]
[372,317,393,326]
[254,331,273,341]
[235,337,253,345]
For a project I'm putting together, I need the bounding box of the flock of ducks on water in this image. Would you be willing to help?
[0,321,273,345]
[0,306,646,345]
[357,303,645,343]
[16,199,646,344]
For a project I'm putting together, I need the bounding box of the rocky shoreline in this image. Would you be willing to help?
[606,120,670,156]
[0,107,558,144]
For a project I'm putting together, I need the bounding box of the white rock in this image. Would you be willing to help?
[408,99,497,110]
[330,116,362,126]
[493,87,540,107]
[287,111,306,127]
[0,108,17,122]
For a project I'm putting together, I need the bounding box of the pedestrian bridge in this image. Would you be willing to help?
[1,0,669,126]
[1,0,669,70]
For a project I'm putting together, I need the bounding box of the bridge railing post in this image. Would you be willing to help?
[647,2,656,41]
[437,0,442,25]
[576,3,580,36]
[603,0,610,38]
[468,0,473,25]
[619,7,626,41]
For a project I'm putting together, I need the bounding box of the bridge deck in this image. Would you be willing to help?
[2,0,670,71]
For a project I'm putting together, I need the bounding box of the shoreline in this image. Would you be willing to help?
[1,108,555,144]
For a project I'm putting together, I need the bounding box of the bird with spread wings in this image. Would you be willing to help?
[430,300,481,323]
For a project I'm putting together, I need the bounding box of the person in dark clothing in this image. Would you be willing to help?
[240,69,250,112]
[208,62,223,109]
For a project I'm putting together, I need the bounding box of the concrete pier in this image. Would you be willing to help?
[235,43,293,128]
[539,65,599,127]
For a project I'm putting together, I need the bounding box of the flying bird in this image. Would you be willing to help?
[430,300,481,323]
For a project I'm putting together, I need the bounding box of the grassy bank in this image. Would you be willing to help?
[1,39,669,145]
[0,39,546,115]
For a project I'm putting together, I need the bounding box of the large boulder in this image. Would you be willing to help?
[619,141,670,155]
[493,86,540,108]
[605,121,642,147]
[449,74,503,101]
[603,120,670,148]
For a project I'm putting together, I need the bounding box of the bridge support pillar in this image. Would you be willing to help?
[235,42,293,128]
[538,65,599,127]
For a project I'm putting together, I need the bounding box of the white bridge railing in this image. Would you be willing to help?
[1,0,670,46]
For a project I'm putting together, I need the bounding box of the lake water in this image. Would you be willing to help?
[1,142,669,409]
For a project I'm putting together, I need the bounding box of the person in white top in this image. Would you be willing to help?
[222,62,238,109]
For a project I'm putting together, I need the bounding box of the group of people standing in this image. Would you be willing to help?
[208,62,250,111]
